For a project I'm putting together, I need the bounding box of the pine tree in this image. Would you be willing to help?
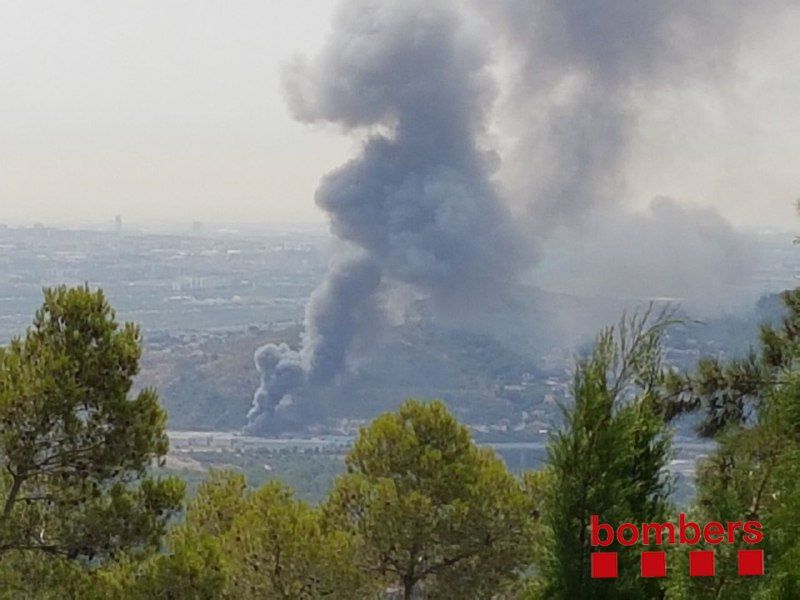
[324,399,536,599]
[0,286,183,563]
[531,308,674,599]
[666,290,800,598]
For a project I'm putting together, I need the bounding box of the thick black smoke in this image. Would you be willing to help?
[247,0,525,432]
[248,253,381,432]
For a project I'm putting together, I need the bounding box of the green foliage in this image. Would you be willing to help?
[0,288,537,600]
[109,470,371,599]
[666,291,800,598]
[134,402,535,599]
[530,309,674,599]
[159,448,345,504]
[25,284,800,598]
[222,480,369,599]
[325,399,536,599]
[183,469,249,538]
[666,288,800,437]
[72,533,227,600]
[102,472,242,600]
[133,532,227,600]
[0,286,183,563]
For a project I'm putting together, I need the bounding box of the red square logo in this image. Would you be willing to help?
[689,550,715,577]
[641,551,667,578]
[591,552,618,578]
[738,549,764,576]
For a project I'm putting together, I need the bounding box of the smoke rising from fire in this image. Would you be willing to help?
[248,0,525,431]
[247,0,790,432]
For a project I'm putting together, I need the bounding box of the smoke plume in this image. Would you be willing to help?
[481,0,785,223]
[477,0,784,313]
[531,198,758,315]
[247,0,525,432]
[248,0,790,432]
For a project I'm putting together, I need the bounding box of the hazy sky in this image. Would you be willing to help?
[2,1,799,231]
[1,0,346,229]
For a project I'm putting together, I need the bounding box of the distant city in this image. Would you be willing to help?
[0,221,332,344]
[0,222,797,447]
[1,221,796,344]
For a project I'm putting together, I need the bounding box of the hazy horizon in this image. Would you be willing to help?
[2,1,800,233]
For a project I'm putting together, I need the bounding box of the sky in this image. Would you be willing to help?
[1,0,799,232]
[1,0,346,229]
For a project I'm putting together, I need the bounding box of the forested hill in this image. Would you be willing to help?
[138,292,788,435]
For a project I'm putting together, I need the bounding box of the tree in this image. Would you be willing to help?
[664,288,800,437]
[155,470,370,599]
[0,286,183,562]
[324,399,536,599]
[119,470,370,600]
[530,308,674,599]
[223,480,370,599]
[665,290,800,598]
[73,471,241,600]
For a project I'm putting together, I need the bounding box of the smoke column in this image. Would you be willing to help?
[247,0,525,432]
[248,0,793,432]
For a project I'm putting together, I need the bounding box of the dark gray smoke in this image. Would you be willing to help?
[248,0,790,432]
[477,0,786,314]
[247,0,526,432]
[481,0,785,224]
[248,253,381,431]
